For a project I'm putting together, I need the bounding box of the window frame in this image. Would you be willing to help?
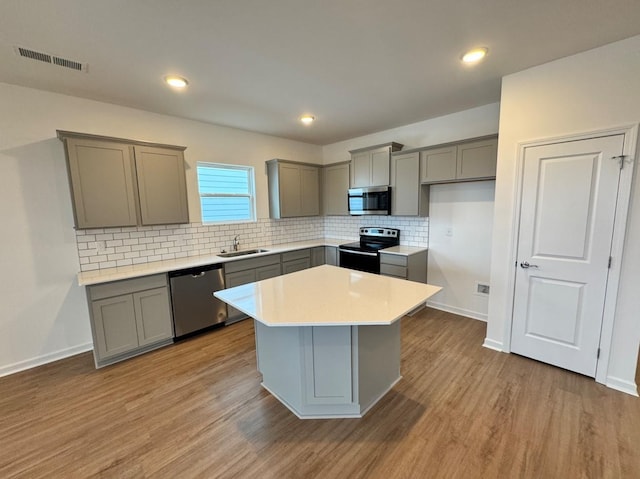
[196,161,257,225]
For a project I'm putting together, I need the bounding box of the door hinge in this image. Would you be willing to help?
[608,256,612,269]
[597,348,601,359]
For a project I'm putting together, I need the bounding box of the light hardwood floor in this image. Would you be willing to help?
[1,308,638,478]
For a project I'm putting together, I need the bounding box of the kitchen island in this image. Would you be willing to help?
[215,265,441,419]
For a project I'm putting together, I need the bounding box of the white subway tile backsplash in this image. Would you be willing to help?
[75,216,428,271]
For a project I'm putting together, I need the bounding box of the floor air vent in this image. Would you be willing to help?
[15,46,87,72]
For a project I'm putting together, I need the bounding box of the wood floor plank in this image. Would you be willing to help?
[1,308,638,478]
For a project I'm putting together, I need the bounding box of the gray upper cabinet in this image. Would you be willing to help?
[65,138,139,228]
[134,145,189,225]
[456,138,498,180]
[419,136,498,184]
[267,159,321,218]
[322,162,350,216]
[390,152,428,216]
[349,142,403,187]
[59,131,189,229]
[419,145,457,184]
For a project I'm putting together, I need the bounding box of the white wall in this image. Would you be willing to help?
[426,181,495,320]
[322,103,500,164]
[0,82,322,376]
[323,103,500,319]
[487,35,640,393]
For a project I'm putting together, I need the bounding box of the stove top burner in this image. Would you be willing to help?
[338,227,400,253]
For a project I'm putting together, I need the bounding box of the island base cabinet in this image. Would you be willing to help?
[255,321,401,419]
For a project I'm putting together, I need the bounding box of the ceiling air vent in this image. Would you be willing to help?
[14,46,88,72]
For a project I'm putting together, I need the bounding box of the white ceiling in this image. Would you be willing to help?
[1,1,640,145]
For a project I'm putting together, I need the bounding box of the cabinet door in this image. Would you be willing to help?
[92,295,139,360]
[370,148,390,186]
[134,146,189,225]
[300,166,320,216]
[420,146,457,183]
[255,263,281,280]
[350,152,371,187]
[323,163,350,215]
[282,258,311,274]
[133,287,174,347]
[278,163,302,217]
[456,138,498,180]
[66,138,138,228]
[311,246,325,267]
[225,269,258,322]
[391,153,420,215]
[325,246,338,266]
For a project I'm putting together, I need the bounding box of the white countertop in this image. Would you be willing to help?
[379,245,428,255]
[214,265,441,327]
[77,238,355,286]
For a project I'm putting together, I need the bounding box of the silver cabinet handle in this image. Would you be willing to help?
[520,261,539,269]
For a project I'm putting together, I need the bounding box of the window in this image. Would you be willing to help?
[197,162,256,223]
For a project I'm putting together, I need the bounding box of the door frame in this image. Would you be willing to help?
[502,124,637,386]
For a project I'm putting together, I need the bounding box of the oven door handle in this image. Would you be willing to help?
[339,249,378,257]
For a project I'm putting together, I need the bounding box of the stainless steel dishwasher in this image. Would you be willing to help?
[169,264,227,339]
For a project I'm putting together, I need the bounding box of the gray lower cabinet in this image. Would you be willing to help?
[322,162,350,215]
[224,254,282,323]
[311,246,326,267]
[379,251,427,283]
[266,159,321,218]
[59,131,189,229]
[87,274,174,367]
[325,246,338,266]
[282,249,311,274]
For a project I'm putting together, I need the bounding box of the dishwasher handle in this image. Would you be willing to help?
[191,271,206,278]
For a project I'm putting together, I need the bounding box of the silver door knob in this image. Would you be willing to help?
[520,261,539,269]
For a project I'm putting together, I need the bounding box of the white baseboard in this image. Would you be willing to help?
[426,300,487,322]
[482,338,504,352]
[605,376,639,397]
[0,342,93,378]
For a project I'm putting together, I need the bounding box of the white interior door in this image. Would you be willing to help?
[511,134,624,377]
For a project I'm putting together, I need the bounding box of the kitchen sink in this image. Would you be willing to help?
[218,248,269,258]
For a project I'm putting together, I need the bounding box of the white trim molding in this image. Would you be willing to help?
[483,338,504,352]
[427,300,487,322]
[605,376,639,397]
[0,342,93,378]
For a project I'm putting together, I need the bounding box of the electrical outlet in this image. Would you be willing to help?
[445,228,453,237]
[476,283,490,295]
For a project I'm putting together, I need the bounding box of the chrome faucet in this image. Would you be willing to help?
[233,235,240,251]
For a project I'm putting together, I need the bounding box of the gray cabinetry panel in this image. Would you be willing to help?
[60,132,189,229]
[134,146,189,225]
[350,152,371,188]
[380,251,427,283]
[283,257,311,274]
[391,152,428,216]
[349,142,403,188]
[420,146,457,183]
[456,138,498,180]
[371,149,391,186]
[267,159,321,218]
[311,246,325,267]
[322,162,350,215]
[92,295,139,360]
[133,288,174,347]
[87,273,173,367]
[255,263,281,281]
[303,326,352,404]
[325,246,338,266]
[65,138,138,228]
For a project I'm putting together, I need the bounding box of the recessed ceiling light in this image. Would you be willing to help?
[300,115,315,125]
[461,47,488,64]
[164,75,189,88]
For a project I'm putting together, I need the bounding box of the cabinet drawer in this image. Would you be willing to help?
[379,254,408,267]
[282,258,311,274]
[256,263,281,280]
[380,264,407,278]
[224,253,281,274]
[282,249,311,262]
[88,274,168,301]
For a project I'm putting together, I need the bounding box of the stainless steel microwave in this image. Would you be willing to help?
[347,186,391,215]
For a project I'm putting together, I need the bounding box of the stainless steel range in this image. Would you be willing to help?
[338,227,400,274]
